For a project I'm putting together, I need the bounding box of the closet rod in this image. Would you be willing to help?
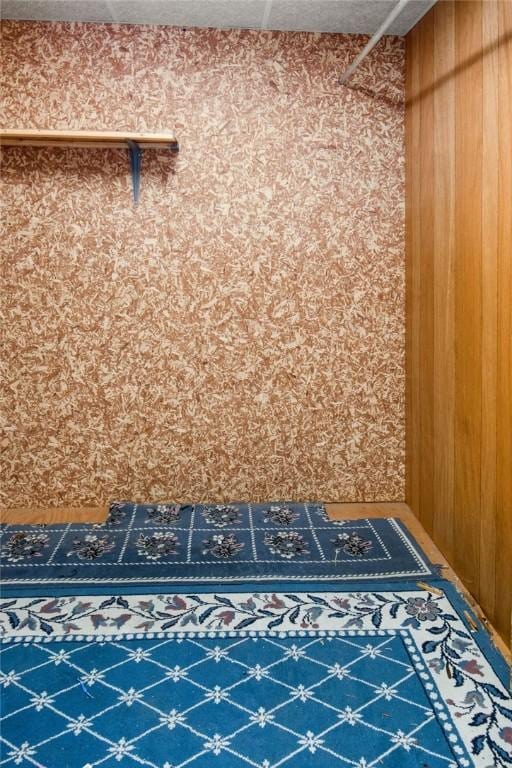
[338,0,411,85]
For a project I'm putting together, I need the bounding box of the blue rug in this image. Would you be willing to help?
[0,503,437,593]
[1,581,511,767]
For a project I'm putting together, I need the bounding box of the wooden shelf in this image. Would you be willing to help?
[0,129,179,203]
[0,129,178,150]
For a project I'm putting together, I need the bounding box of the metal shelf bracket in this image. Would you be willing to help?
[127,140,143,204]
[127,138,179,204]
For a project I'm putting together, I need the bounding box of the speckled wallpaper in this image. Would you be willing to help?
[0,21,405,508]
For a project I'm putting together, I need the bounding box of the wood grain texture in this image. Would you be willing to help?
[418,11,435,536]
[480,0,499,622]
[0,129,178,148]
[406,0,512,647]
[496,0,512,644]
[405,24,421,516]
[453,0,483,592]
[0,506,108,524]
[432,0,455,566]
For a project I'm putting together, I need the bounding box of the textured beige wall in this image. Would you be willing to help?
[0,21,405,507]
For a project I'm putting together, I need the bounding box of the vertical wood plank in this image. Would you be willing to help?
[496,0,512,644]
[405,27,422,516]
[479,0,499,624]
[406,0,511,646]
[453,0,483,590]
[418,11,436,534]
[432,0,456,563]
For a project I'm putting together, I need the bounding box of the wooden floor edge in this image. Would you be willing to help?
[0,505,109,524]
[0,501,407,525]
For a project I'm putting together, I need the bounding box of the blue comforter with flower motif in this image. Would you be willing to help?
[0,503,436,593]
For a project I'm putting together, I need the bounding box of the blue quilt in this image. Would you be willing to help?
[0,503,437,594]
[1,581,511,767]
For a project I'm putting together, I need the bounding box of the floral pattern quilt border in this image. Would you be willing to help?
[0,504,437,591]
[1,585,511,767]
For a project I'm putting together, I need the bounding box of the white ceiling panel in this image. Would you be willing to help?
[0,0,437,35]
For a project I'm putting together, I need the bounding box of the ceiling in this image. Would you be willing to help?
[1,0,437,35]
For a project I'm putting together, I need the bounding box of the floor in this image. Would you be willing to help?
[1,501,510,664]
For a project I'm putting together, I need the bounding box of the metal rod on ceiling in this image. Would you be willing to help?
[338,0,410,85]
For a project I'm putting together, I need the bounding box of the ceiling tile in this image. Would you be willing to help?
[1,0,437,35]
[267,0,396,34]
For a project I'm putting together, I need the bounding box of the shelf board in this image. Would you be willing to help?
[0,129,179,204]
[0,128,178,150]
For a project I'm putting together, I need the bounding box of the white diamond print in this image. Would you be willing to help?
[297,730,324,753]
[204,734,230,756]
[249,707,275,728]
[7,741,37,765]
[118,687,143,706]
[390,729,417,751]
[67,714,93,735]
[205,685,229,704]
[159,709,186,730]
[107,737,136,761]
[166,665,188,682]
[30,690,55,711]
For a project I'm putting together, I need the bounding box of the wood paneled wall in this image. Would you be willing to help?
[406,0,512,646]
